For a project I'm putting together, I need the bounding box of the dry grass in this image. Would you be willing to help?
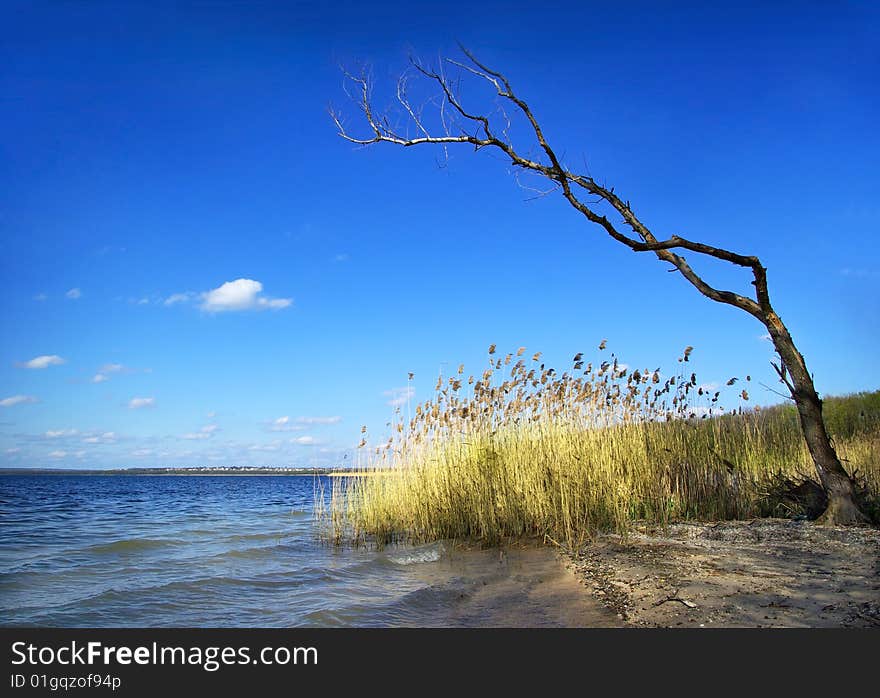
[321,344,879,547]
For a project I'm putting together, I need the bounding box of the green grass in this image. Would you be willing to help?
[321,345,880,547]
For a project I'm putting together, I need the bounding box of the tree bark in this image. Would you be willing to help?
[763,311,869,525]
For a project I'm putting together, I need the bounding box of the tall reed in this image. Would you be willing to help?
[324,344,879,546]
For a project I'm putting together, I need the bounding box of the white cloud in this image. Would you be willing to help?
[20,355,66,369]
[291,435,318,446]
[199,278,292,313]
[81,432,116,444]
[66,288,82,299]
[384,386,415,407]
[44,429,78,439]
[128,397,155,410]
[261,298,292,309]
[182,424,219,440]
[6,447,21,454]
[82,431,117,444]
[164,292,195,306]
[92,363,127,383]
[163,280,292,313]
[758,334,772,342]
[840,267,878,278]
[33,293,47,302]
[269,415,307,432]
[131,449,153,457]
[297,416,342,425]
[249,441,281,452]
[333,253,350,263]
[1,395,39,407]
[49,450,67,458]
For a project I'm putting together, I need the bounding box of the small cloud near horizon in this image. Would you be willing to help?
[92,363,128,383]
[82,432,117,444]
[384,386,415,407]
[66,288,82,300]
[19,355,66,369]
[249,441,281,452]
[1,395,39,407]
[44,429,78,439]
[181,424,219,440]
[128,397,156,410]
[297,416,342,425]
[269,415,306,432]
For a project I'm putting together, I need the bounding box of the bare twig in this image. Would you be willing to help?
[653,594,698,609]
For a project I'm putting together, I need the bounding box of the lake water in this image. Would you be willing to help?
[0,474,615,627]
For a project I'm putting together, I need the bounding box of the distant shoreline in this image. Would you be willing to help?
[0,467,363,477]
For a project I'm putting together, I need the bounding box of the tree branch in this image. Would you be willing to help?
[331,50,767,321]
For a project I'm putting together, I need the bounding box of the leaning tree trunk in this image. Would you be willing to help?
[763,310,869,525]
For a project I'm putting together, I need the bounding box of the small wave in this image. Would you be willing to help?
[85,538,179,554]
[387,544,444,566]
[207,546,281,561]
[220,531,289,544]
[381,582,474,624]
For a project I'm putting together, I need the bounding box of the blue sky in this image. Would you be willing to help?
[1,1,878,469]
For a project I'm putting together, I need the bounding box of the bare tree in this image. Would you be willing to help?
[331,47,870,525]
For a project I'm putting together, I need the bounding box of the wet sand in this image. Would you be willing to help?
[400,542,622,627]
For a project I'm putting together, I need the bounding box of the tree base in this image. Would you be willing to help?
[816,494,872,527]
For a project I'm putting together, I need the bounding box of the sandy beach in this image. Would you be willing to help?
[380,521,880,628]
[565,519,880,628]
